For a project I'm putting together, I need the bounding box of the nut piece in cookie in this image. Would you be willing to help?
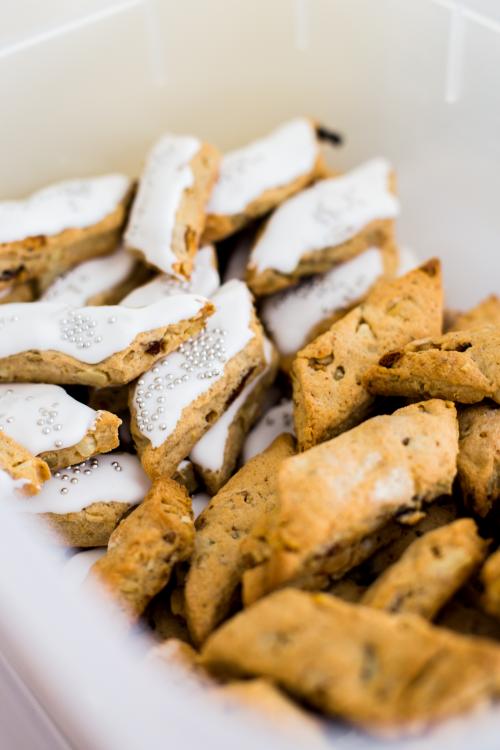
[0,175,133,291]
[190,337,278,494]
[364,326,500,405]
[203,117,326,243]
[361,519,488,619]
[0,431,50,495]
[89,477,194,620]
[130,281,265,478]
[125,134,220,278]
[246,158,399,297]
[185,434,295,645]
[201,589,500,735]
[243,399,458,601]
[458,404,500,517]
[450,294,500,332]
[0,295,213,388]
[292,260,443,450]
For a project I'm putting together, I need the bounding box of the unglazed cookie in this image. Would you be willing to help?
[0,383,120,469]
[0,294,213,387]
[12,453,150,547]
[364,326,500,405]
[203,117,325,243]
[0,175,133,291]
[242,400,294,463]
[243,400,458,601]
[457,405,500,517]
[0,431,50,495]
[89,477,195,620]
[125,134,220,278]
[129,281,265,478]
[449,294,500,332]
[190,337,278,494]
[360,519,487,619]
[201,589,500,735]
[246,159,399,296]
[185,434,295,645]
[292,260,443,450]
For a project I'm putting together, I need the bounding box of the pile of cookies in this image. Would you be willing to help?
[1,117,499,739]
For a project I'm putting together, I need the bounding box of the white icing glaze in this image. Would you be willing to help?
[398,247,419,276]
[261,247,384,356]
[131,280,255,449]
[41,247,136,305]
[63,548,106,588]
[15,453,150,514]
[0,175,130,244]
[191,492,210,517]
[243,400,294,463]
[0,468,28,498]
[0,294,208,364]
[190,338,273,473]
[249,159,399,274]
[121,245,220,307]
[0,383,97,454]
[207,118,318,215]
[125,134,201,275]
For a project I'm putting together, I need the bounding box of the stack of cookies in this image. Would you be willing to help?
[1,116,499,739]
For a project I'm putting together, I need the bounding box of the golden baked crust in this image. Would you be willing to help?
[40,500,134,547]
[480,551,500,621]
[38,410,121,470]
[450,295,500,332]
[0,431,50,495]
[292,260,443,450]
[458,405,500,517]
[0,281,35,304]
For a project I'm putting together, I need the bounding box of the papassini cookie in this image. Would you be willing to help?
[200,588,500,736]
[480,551,500,621]
[10,453,150,547]
[129,280,265,479]
[0,431,50,495]
[292,260,443,450]
[245,158,399,297]
[457,404,500,517]
[189,337,278,494]
[89,476,195,621]
[0,383,120,470]
[242,399,294,463]
[260,243,398,370]
[203,117,327,243]
[0,281,35,304]
[125,133,220,278]
[242,400,458,602]
[185,434,295,646]
[449,294,500,332]
[0,174,133,291]
[0,293,214,388]
[360,519,488,619]
[364,326,500,404]
[120,244,220,307]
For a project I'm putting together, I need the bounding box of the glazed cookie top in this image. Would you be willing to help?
[0,175,131,244]
[125,133,201,275]
[131,280,256,449]
[0,383,98,454]
[243,400,294,463]
[41,247,136,305]
[121,245,220,307]
[261,247,385,356]
[249,158,399,274]
[15,453,150,514]
[0,294,208,364]
[207,118,318,216]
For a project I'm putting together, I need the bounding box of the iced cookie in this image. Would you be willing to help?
[246,159,399,296]
[450,294,500,332]
[0,281,35,304]
[480,551,500,620]
[292,260,443,450]
[125,134,220,278]
[360,519,487,619]
[243,400,458,600]
[0,294,213,387]
[90,477,194,620]
[190,337,278,493]
[261,244,397,369]
[201,589,500,735]
[242,400,294,463]
[0,431,50,495]
[0,383,120,470]
[364,326,500,405]
[185,434,295,645]
[203,118,325,243]
[457,405,500,517]
[0,175,133,291]
[120,244,220,307]
[13,453,150,547]
[130,281,264,478]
